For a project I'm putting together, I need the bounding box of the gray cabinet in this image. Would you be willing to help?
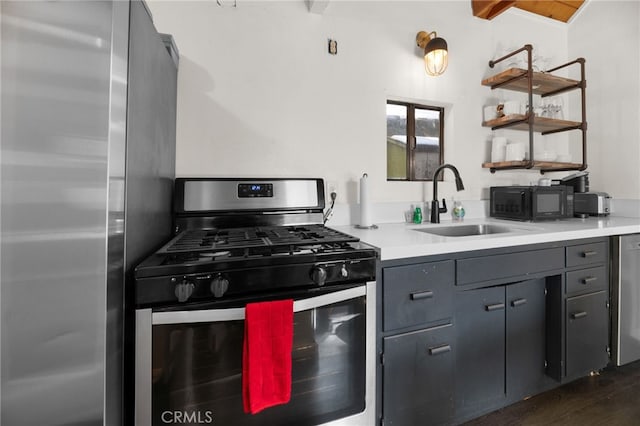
[456,247,564,286]
[566,241,608,267]
[566,266,607,294]
[455,279,547,418]
[455,286,506,413]
[566,290,609,378]
[382,324,454,426]
[380,260,455,426]
[564,240,610,380]
[382,261,454,331]
[506,279,548,400]
[378,237,611,425]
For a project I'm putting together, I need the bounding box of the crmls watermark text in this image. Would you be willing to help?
[161,411,214,424]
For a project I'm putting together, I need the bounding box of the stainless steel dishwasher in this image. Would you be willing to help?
[614,234,640,366]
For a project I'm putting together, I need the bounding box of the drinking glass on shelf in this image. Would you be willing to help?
[537,99,550,118]
[550,97,564,120]
[533,100,544,117]
[533,55,549,73]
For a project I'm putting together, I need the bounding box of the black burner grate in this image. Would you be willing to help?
[162,224,359,255]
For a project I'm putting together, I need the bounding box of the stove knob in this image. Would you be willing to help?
[210,274,229,298]
[340,263,349,278]
[175,279,195,302]
[311,266,328,286]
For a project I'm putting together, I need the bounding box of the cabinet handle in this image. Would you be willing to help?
[581,250,597,258]
[511,298,527,307]
[571,311,588,320]
[428,344,451,356]
[410,290,434,300]
[581,276,598,284]
[485,303,505,312]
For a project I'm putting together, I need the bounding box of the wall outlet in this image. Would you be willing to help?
[328,39,338,55]
[327,180,337,193]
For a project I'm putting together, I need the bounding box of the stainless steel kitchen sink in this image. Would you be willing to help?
[414,223,513,237]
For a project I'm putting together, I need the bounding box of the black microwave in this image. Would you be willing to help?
[490,185,574,221]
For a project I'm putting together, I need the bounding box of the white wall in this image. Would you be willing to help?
[568,0,640,199]
[146,0,638,219]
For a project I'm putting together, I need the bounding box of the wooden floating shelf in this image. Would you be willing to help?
[483,114,582,133]
[480,48,586,175]
[482,68,581,96]
[482,160,584,171]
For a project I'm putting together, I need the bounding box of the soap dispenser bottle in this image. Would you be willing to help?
[413,206,423,224]
[452,199,465,222]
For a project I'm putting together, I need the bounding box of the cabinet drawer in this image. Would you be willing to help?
[566,241,608,267]
[383,324,454,426]
[566,266,608,295]
[382,260,454,331]
[456,247,564,286]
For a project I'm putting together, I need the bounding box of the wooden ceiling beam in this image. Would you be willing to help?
[472,0,518,20]
[514,1,583,23]
[472,0,584,23]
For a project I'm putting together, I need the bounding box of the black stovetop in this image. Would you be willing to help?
[134,224,376,307]
[161,224,359,254]
[136,224,370,276]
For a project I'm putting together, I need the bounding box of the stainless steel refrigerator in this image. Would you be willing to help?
[1,1,177,424]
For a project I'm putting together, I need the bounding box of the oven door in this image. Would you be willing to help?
[135,282,375,426]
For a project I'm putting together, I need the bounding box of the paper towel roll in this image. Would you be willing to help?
[359,173,373,227]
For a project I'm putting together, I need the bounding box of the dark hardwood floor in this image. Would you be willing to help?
[464,360,640,425]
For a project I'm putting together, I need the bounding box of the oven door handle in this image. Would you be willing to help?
[151,285,367,325]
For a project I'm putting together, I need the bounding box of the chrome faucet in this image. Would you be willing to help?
[430,164,465,223]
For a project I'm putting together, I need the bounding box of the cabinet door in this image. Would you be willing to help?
[566,290,609,378]
[383,324,454,426]
[455,286,505,415]
[506,279,547,400]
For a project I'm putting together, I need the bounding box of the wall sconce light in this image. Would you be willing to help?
[416,31,448,76]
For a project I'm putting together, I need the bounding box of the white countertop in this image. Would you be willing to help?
[333,216,640,261]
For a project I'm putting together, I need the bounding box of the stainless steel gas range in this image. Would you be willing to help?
[134,178,377,426]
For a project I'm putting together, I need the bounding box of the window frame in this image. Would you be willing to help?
[386,100,445,182]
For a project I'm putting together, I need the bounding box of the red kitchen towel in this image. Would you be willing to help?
[242,299,294,414]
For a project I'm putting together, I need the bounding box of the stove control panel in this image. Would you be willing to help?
[310,261,356,287]
[171,274,228,303]
[136,256,376,307]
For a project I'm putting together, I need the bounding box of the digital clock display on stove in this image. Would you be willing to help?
[237,183,273,198]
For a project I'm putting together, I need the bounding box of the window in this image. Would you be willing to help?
[386,101,444,181]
